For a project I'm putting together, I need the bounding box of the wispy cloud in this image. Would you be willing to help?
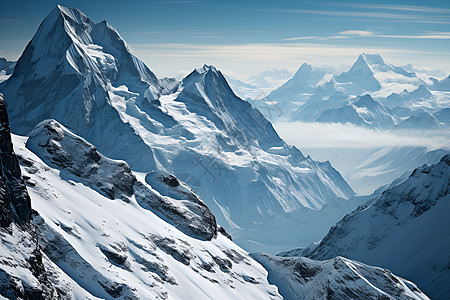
[338,30,375,37]
[274,122,449,149]
[284,30,450,41]
[335,4,450,14]
[248,8,450,24]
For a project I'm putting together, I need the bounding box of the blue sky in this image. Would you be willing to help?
[1,0,449,78]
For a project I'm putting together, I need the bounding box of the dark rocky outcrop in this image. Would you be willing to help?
[0,93,32,227]
[0,93,59,299]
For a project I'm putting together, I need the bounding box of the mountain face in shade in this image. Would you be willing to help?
[302,155,450,299]
[316,94,396,130]
[335,54,383,93]
[0,94,32,227]
[0,5,354,230]
[0,94,59,298]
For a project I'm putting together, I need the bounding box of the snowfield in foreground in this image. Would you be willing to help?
[9,126,282,299]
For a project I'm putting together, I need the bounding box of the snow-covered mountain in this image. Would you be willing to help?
[0,5,354,232]
[430,74,450,91]
[395,108,450,130]
[381,84,437,111]
[262,63,333,120]
[300,155,450,299]
[0,58,16,83]
[270,53,428,123]
[1,90,430,300]
[252,253,429,300]
[316,94,396,130]
[0,93,284,298]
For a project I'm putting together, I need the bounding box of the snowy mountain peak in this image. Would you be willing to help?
[305,155,450,298]
[195,64,218,74]
[353,94,378,107]
[360,53,385,66]
[292,62,313,79]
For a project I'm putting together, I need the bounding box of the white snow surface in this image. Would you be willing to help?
[10,132,282,299]
[251,253,429,300]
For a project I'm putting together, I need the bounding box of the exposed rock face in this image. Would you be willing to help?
[0,93,32,227]
[0,93,59,299]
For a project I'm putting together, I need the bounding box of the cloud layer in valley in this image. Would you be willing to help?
[274,122,450,150]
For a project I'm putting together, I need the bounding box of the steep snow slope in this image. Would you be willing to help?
[0,5,354,230]
[10,120,283,299]
[252,254,429,300]
[0,94,79,299]
[303,155,450,299]
[1,5,179,171]
[316,94,395,130]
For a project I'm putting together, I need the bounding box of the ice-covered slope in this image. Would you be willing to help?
[316,94,396,130]
[303,155,450,299]
[252,253,429,300]
[0,5,354,230]
[7,119,283,299]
